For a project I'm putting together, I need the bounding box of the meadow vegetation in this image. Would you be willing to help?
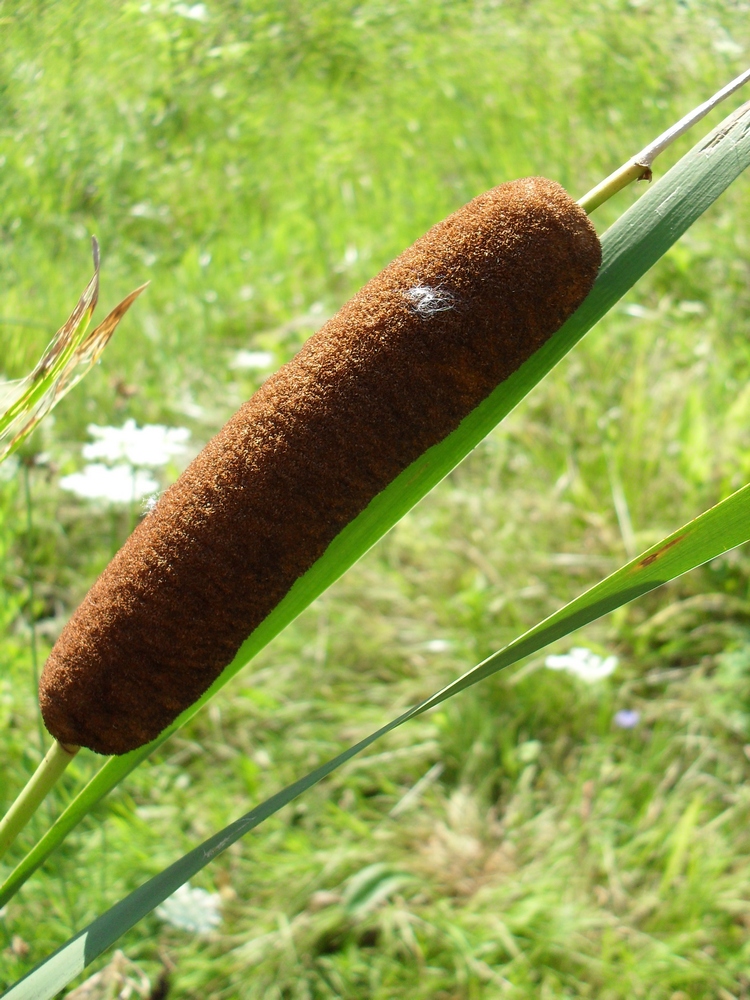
[2,0,750,996]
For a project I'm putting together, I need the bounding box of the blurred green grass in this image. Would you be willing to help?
[2,1,750,996]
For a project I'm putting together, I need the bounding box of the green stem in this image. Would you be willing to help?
[0,741,79,863]
[578,160,652,215]
[22,462,45,757]
[579,65,750,213]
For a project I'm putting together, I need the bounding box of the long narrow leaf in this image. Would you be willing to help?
[0,240,147,464]
[0,257,99,457]
[2,100,749,909]
[6,471,750,1000]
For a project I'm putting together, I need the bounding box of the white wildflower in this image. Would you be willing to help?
[83,419,189,468]
[623,303,649,318]
[425,639,451,653]
[230,350,274,371]
[60,464,158,504]
[156,883,221,934]
[545,646,618,683]
[173,3,208,21]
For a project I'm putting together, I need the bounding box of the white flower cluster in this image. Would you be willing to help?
[82,419,189,467]
[60,419,189,506]
[544,646,618,683]
[59,464,159,505]
[230,350,274,371]
[156,882,221,934]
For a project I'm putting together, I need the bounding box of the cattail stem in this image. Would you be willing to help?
[579,66,750,213]
[22,461,46,757]
[0,741,79,862]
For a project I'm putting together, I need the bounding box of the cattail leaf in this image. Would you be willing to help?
[5,474,750,1000]
[1,101,749,914]
[0,241,146,464]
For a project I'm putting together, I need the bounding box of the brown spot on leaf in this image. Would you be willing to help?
[636,534,687,569]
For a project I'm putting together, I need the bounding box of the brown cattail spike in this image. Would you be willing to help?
[40,177,601,755]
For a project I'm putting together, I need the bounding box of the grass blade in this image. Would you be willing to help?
[1,99,749,910]
[0,242,147,465]
[0,255,99,458]
[5,472,750,999]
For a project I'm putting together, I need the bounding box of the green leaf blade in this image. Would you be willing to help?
[416,481,750,712]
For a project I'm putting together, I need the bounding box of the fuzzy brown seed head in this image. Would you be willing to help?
[40,177,601,755]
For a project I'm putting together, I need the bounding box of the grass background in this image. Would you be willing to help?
[2,0,750,996]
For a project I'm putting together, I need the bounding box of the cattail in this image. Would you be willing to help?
[39,177,601,755]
